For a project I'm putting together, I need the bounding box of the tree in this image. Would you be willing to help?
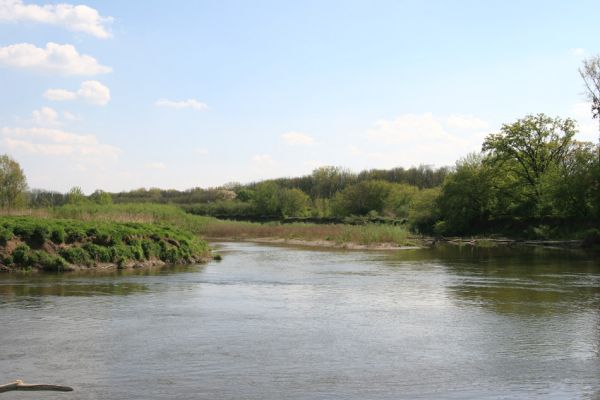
[67,186,86,205]
[482,114,576,214]
[579,55,600,141]
[437,153,497,234]
[330,180,392,217]
[252,181,280,215]
[0,155,28,209]
[278,188,309,217]
[90,190,113,205]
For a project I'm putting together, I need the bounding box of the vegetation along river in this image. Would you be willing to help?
[0,242,599,399]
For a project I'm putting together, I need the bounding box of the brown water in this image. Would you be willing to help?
[0,242,599,399]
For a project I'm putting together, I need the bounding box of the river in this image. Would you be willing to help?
[0,242,599,399]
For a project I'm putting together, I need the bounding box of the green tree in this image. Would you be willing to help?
[437,154,497,234]
[90,190,113,205]
[331,180,392,217]
[278,188,309,217]
[384,183,419,218]
[67,186,87,205]
[0,154,28,209]
[408,187,441,234]
[252,181,280,215]
[482,114,576,215]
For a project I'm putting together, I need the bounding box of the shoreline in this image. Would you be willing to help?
[207,236,590,251]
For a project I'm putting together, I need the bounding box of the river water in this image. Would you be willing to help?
[0,242,599,399]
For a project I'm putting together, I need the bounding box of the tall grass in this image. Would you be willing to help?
[4,204,416,246]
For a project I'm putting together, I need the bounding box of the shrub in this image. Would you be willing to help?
[59,247,92,266]
[50,227,66,244]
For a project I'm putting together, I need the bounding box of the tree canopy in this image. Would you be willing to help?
[0,154,28,210]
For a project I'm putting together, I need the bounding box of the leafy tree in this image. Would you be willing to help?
[546,141,599,218]
[0,154,28,209]
[437,154,498,234]
[482,114,576,215]
[579,55,600,139]
[90,190,113,205]
[278,188,309,217]
[252,181,280,215]
[331,180,392,217]
[384,183,418,218]
[67,186,87,205]
[408,187,441,234]
[310,166,355,199]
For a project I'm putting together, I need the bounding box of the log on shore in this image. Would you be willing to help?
[0,380,73,393]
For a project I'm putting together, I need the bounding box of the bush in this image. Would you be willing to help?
[59,247,92,266]
[50,227,66,244]
[0,226,13,244]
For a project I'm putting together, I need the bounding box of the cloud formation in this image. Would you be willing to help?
[362,112,492,167]
[32,106,60,126]
[0,0,113,38]
[281,131,315,146]
[0,42,112,75]
[145,162,166,170]
[155,98,208,111]
[44,80,110,105]
[0,126,120,158]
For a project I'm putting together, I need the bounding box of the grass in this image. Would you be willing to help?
[2,204,418,249]
[202,218,414,246]
[0,215,210,272]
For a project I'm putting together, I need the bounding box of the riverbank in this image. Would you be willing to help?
[4,205,597,256]
[0,216,211,272]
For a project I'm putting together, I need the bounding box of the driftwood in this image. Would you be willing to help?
[0,380,73,393]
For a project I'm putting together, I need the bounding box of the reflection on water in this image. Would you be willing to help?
[0,242,598,400]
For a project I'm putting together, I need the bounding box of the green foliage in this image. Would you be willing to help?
[437,154,497,234]
[0,154,27,210]
[0,215,210,271]
[384,183,418,218]
[67,186,87,205]
[90,190,113,205]
[252,181,281,215]
[0,226,13,244]
[278,188,309,217]
[408,187,441,234]
[331,180,393,217]
[483,114,576,215]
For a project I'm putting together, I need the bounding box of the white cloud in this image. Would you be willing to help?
[155,98,208,111]
[363,112,492,168]
[44,88,77,101]
[251,154,275,166]
[45,80,110,105]
[0,0,113,38]
[145,162,166,170]
[32,106,59,126]
[194,147,209,155]
[62,111,77,120]
[0,42,111,75]
[0,126,120,158]
[281,131,315,146]
[368,113,465,146]
[445,114,489,130]
[570,48,587,57]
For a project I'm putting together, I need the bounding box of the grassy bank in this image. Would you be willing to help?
[5,204,418,248]
[0,215,211,272]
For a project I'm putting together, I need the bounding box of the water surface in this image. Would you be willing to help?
[0,242,599,399]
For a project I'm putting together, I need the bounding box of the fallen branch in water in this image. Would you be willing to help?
[0,380,73,393]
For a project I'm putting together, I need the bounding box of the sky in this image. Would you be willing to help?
[0,0,598,193]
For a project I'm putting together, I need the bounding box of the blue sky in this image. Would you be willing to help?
[0,0,598,193]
